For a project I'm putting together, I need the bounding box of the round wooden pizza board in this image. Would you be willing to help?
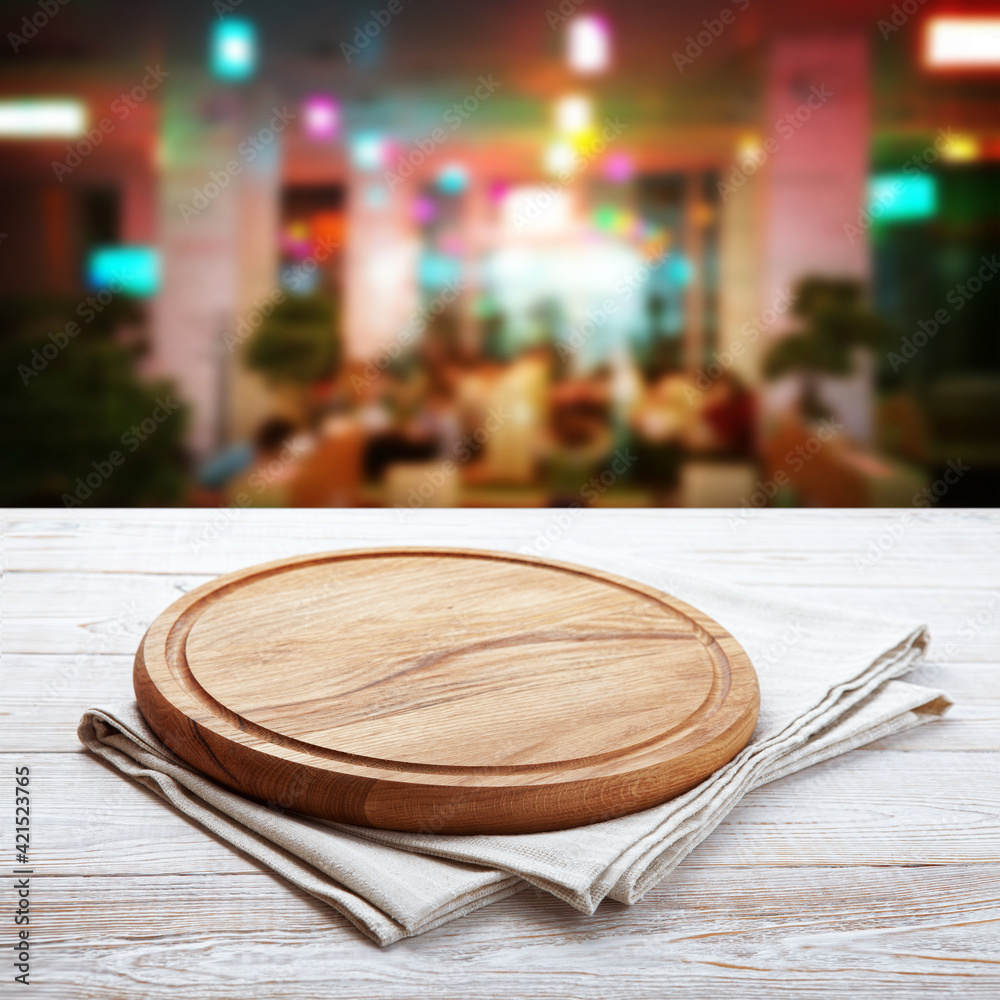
[134,548,759,835]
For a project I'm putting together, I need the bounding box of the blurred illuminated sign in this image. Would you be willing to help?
[868,175,937,221]
[925,17,1000,69]
[212,19,256,80]
[87,247,161,296]
[0,100,85,137]
[568,15,610,73]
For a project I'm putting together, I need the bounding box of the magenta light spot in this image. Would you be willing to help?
[304,95,339,140]
[604,152,634,183]
[413,196,436,223]
[488,180,510,203]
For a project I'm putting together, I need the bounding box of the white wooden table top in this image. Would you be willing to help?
[1,509,997,999]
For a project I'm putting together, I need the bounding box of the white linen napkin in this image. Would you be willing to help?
[78,541,951,946]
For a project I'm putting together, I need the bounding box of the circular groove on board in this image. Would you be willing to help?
[135,548,760,834]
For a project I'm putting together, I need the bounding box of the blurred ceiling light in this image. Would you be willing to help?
[437,163,469,195]
[555,95,592,134]
[925,17,1000,68]
[544,141,576,174]
[941,134,980,161]
[212,19,256,80]
[568,15,610,73]
[303,95,339,140]
[350,133,386,170]
[0,99,85,137]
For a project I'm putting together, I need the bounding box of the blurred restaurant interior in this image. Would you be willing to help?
[1,0,998,509]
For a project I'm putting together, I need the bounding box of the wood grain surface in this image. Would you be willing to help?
[2,509,998,1000]
[133,548,759,833]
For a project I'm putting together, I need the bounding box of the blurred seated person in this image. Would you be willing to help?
[629,369,701,488]
[287,403,365,507]
[632,369,701,444]
[451,357,505,477]
[223,417,304,507]
[411,386,463,457]
[464,350,551,486]
[193,416,296,504]
[691,373,756,458]
[631,369,755,468]
[192,438,254,501]
[354,378,394,437]
[362,378,451,482]
[543,390,615,506]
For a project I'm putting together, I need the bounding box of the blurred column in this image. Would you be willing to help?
[760,35,873,442]
[228,110,281,443]
[718,170,761,384]
[683,175,705,371]
[343,167,419,362]
[461,177,489,358]
[151,73,280,458]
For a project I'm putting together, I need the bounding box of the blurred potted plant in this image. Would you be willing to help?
[243,292,341,425]
[0,296,189,506]
[763,277,895,435]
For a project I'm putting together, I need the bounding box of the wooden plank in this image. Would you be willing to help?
[861,661,998,751]
[0,655,137,754]
[2,656,994,754]
[6,509,997,537]
[12,866,999,999]
[1,571,215,619]
[5,570,1000,660]
[4,510,999,589]
[1,751,995,877]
